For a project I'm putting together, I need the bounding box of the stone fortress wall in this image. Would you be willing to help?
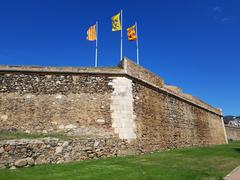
[225,126,240,141]
[0,58,228,167]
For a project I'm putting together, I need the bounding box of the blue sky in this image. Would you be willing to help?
[0,0,239,115]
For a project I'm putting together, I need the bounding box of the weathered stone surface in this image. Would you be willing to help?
[132,82,226,151]
[55,146,63,154]
[0,58,227,169]
[0,74,114,136]
[0,138,128,169]
[62,141,69,147]
[109,77,136,141]
[96,119,105,124]
[122,58,164,89]
[14,159,27,167]
[35,155,48,165]
[225,126,240,140]
[94,141,99,147]
[0,147,4,154]
[65,124,77,130]
[26,157,34,166]
[164,85,182,94]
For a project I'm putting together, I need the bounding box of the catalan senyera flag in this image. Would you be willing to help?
[112,13,121,31]
[86,24,96,41]
[127,25,137,41]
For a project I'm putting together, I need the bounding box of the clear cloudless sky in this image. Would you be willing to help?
[0,0,239,115]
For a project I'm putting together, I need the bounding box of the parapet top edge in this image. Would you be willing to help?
[0,58,222,116]
[126,74,222,116]
[0,65,125,74]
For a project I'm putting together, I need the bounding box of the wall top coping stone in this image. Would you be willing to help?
[0,57,221,116]
[0,65,125,74]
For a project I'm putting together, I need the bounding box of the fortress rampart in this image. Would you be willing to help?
[225,126,240,141]
[0,58,227,165]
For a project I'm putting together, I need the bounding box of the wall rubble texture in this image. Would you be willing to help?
[132,82,226,151]
[0,138,128,169]
[0,74,115,137]
[225,126,240,140]
[0,58,227,167]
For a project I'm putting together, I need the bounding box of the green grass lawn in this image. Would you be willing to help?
[1,141,240,180]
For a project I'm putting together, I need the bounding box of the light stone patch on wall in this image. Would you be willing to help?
[0,115,8,121]
[109,77,136,141]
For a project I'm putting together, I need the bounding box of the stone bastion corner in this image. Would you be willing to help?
[0,57,229,168]
[0,57,227,147]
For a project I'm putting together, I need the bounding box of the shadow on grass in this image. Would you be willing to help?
[232,148,240,153]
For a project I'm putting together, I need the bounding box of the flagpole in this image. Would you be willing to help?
[135,21,139,65]
[120,10,123,61]
[95,21,98,67]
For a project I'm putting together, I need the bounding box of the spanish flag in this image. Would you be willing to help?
[112,13,121,31]
[127,25,137,41]
[86,24,96,41]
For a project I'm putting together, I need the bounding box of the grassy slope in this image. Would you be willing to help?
[1,142,240,180]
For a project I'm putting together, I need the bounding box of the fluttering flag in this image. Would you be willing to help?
[86,24,97,41]
[112,13,121,31]
[86,22,98,67]
[127,22,139,64]
[127,25,137,41]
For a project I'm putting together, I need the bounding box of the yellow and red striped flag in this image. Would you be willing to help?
[86,24,96,41]
[127,25,137,41]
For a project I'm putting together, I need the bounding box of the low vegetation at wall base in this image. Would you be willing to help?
[0,141,240,180]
